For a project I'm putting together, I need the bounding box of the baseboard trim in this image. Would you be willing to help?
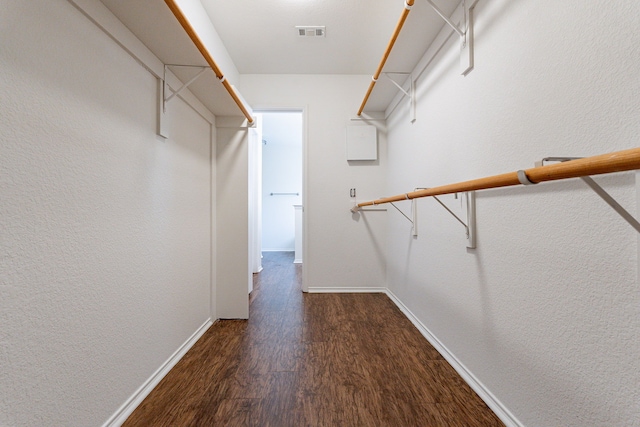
[384,289,522,427]
[307,287,387,293]
[102,318,214,427]
[293,259,302,264]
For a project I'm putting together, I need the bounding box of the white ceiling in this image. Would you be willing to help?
[100,0,458,114]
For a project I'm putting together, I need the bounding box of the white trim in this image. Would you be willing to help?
[102,319,214,427]
[250,106,309,293]
[307,287,387,294]
[261,248,295,252]
[384,289,523,427]
[301,106,309,293]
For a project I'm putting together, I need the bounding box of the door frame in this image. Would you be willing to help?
[251,106,308,293]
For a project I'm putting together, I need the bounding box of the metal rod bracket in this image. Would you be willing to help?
[390,202,414,225]
[517,170,537,185]
[424,0,478,76]
[541,157,640,234]
[163,65,209,111]
[159,64,210,138]
[425,0,465,37]
[382,73,415,123]
[414,188,476,247]
[382,73,410,97]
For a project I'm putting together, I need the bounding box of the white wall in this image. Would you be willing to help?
[176,0,240,84]
[0,1,215,425]
[385,1,640,426]
[262,112,303,252]
[215,117,250,318]
[241,75,388,291]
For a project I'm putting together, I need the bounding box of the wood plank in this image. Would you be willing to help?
[124,251,504,426]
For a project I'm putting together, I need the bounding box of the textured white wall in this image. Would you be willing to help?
[215,117,250,319]
[385,1,640,426]
[240,75,388,291]
[0,1,213,426]
[176,0,240,84]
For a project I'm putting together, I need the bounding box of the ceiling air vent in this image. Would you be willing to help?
[295,26,326,37]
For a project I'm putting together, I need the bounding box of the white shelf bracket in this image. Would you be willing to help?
[390,201,414,225]
[415,188,476,248]
[388,196,419,236]
[383,73,410,97]
[465,191,477,248]
[424,0,478,76]
[412,197,418,237]
[157,78,168,138]
[158,64,210,138]
[382,73,416,123]
[539,157,640,234]
[425,0,465,38]
[163,64,209,111]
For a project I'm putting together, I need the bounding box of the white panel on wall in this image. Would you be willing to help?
[346,125,377,161]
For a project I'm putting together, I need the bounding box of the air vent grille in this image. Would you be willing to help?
[295,26,326,37]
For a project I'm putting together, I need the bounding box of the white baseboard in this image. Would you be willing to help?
[384,289,522,427]
[307,287,387,293]
[293,259,302,264]
[261,249,294,252]
[102,319,214,427]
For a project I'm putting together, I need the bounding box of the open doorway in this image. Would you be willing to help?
[261,111,303,256]
[248,111,304,293]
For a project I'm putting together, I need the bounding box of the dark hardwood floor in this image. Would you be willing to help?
[123,251,503,426]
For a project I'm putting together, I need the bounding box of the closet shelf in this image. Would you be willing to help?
[358,0,478,118]
[164,0,254,124]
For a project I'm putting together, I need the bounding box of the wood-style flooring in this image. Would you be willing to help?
[123,251,504,426]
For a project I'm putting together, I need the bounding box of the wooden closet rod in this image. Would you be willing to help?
[357,0,415,116]
[354,147,640,209]
[164,0,254,124]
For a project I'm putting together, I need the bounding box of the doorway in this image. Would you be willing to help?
[248,110,304,293]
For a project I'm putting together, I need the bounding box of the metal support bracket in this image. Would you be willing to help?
[158,64,210,138]
[389,196,419,236]
[383,73,410,97]
[350,189,388,213]
[163,64,209,112]
[382,73,416,123]
[390,201,414,225]
[425,0,465,37]
[415,188,476,247]
[424,0,478,75]
[540,157,640,234]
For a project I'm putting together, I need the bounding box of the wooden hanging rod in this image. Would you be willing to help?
[164,0,254,124]
[354,147,640,209]
[357,0,415,116]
